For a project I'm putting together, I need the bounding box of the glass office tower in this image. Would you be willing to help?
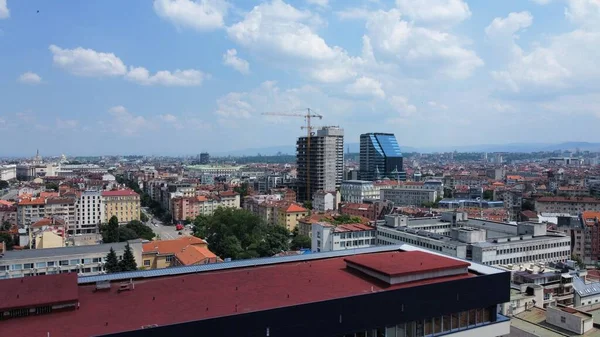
[359,133,405,181]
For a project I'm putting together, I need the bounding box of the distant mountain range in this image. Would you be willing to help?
[214,142,600,156]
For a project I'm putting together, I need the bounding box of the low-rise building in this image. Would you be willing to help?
[339,202,376,220]
[312,190,338,212]
[380,187,437,206]
[340,180,380,203]
[535,196,600,215]
[311,222,376,253]
[141,236,219,269]
[0,240,143,279]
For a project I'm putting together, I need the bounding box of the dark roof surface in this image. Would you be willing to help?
[0,273,78,311]
[3,251,475,337]
[344,251,470,277]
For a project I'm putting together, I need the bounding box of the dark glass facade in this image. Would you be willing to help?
[360,133,404,181]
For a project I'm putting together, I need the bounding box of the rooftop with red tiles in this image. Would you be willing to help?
[4,250,475,337]
[102,189,139,197]
[0,273,78,312]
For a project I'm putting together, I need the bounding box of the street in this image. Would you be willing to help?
[1,189,18,201]
[142,207,191,240]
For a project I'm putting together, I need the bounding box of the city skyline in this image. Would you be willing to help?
[2,0,600,155]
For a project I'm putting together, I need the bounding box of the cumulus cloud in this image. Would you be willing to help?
[159,114,178,122]
[365,9,483,79]
[105,106,153,136]
[49,45,206,86]
[395,0,471,27]
[485,11,533,40]
[531,0,551,4]
[125,67,206,86]
[345,76,385,99]
[306,0,328,7]
[56,118,78,129]
[565,0,600,29]
[428,101,448,109]
[18,72,42,85]
[153,0,228,31]
[389,95,417,117]
[49,45,127,77]
[222,49,250,74]
[0,0,9,19]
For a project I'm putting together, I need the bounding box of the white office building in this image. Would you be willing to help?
[312,222,376,253]
[340,180,380,203]
[75,190,104,234]
[380,187,437,206]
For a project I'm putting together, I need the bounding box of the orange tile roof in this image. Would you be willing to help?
[0,200,14,206]
[285,203,307,213]
[582,211,600,225]
[17,198,45,206]
[40,192,59,199]
[175,245,218,265]
[142,236,209,255]
[101,189,139,197]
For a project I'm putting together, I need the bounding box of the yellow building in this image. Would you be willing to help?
[275,202,309,232]
[141,236,219,269]
[102,189,140,224]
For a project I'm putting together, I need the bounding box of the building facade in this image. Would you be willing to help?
[312,222,376,252]
[296,126,344,202]
[359,133,404,181]
[535,196,600,215]
[102,190,140,224]
[380,187,438,206]
[75,190,104,234]
[340,180,380,203]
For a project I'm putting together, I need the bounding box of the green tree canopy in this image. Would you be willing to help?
[0,180,8,189]
[119,243,137,271]
[291,235,311,250]
[101,216,120,243]
[0,233,14,250]
[118,227,138,241]
[105,247,120,273]
[193,208,290,260]
[140,211,149,223]
[483,190,494,200]
[522,200,535,211]
[45,182,59,191]
[332,214,364,225]
[125,220,155,240]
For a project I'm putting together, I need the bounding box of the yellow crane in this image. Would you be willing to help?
[262,108,323,202]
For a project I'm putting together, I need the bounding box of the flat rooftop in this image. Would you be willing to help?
[3,250,476,337]
[344,251,470,277]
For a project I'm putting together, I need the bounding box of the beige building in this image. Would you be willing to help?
[275,202,309,232]
[535,196,600,215]
[102,189,140,224]
[141,236,219,269]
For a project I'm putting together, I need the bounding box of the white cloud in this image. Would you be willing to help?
[336,8,372,20]
[565,0,600,29]
[365,9,483,79]
[306,0,328,7]
[491,102,515,112]
[485,12,533,40]
[153,0,228,31]
[106,106,153,136]
[215,92,254,119]
[56,118,78,129]
[428,101,448,109]
[395,0,471,27]
[222,49,250,74]
[0,0,9,19]
[531,0,551,4]
[125,67,206,86]
[389,95,417,117]
[49,45,127,77]
[18,72,42,85]
[159,114,178,122]
[345,76,385,99]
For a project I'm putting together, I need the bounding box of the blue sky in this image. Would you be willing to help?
[1,0,600,156]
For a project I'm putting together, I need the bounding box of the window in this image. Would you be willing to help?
[93,257,102,263]
[144,260,151,266]
[59,260,69,266]
[166,256,173,263]
[47,261,55,267]
[561,316,566,323]
[36,262,46,268]
[24,263,34,269]
[11,264,22,270]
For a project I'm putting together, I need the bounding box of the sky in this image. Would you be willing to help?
[1,0,600,156]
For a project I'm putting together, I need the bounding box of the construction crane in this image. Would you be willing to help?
[262,108,323,202]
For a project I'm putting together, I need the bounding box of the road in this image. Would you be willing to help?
[1,189,18,201]
[142,207,191,240]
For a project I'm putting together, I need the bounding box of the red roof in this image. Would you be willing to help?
[344,251,470,277]
[0,273,78,311]
[5,251,474,336]
[102,189,139,197]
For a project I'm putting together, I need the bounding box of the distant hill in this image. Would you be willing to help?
[213,141,600,157]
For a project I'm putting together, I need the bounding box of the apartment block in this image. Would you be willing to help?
[380,187,438,206]
[340,180,380,203]
[102,189,140,224]
[141,236,219,269]
[311,222,376,252]
[171,192,240,223]
[535,196,600,215]
[75,190,103,234]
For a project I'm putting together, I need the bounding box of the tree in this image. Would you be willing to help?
[105,247,121,273]
[140,211,149,223]
[118,227,138,241]
[119,243,138,271]
[192,208,290,260]
[483,190,494,200]
[102,216,120,243]
[303,200,313,210]
[443,188,453,198]
[572,254,585,269]
[125,220,155,240]
[161,212,172,224]
[45,182,59,191]
[291,235,311,250]
[1,221,11,231]
[522,200,535,211]
[0,233,14,250]
[0,180,8,189]
[332,214,363,225]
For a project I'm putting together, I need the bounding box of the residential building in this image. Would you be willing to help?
[0,164,17,181]
[311,222,376,252]
[296,126,344,202]
[437,199,504,209]
[75,190,103,234]
[359,133,405,181]
[312,190,338,212]
[275,202,308,232]
[380,187,437,206]
[0,205,17,225]
[0,240,143,279]
[535,196,600,215]
[199,152,210,164]
[102,189,140,224]
[558,186,590,197]
[512,269,575,307]
[340,180,380,203]
[339,202,376,220]
[16,197,47,229]
[141,236,219,269]
[171,192,240,223]
[6,245,512,337]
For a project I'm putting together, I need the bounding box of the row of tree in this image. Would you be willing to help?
[101,216,155,243]
[104,244,138,273]
[192,208,311,260]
